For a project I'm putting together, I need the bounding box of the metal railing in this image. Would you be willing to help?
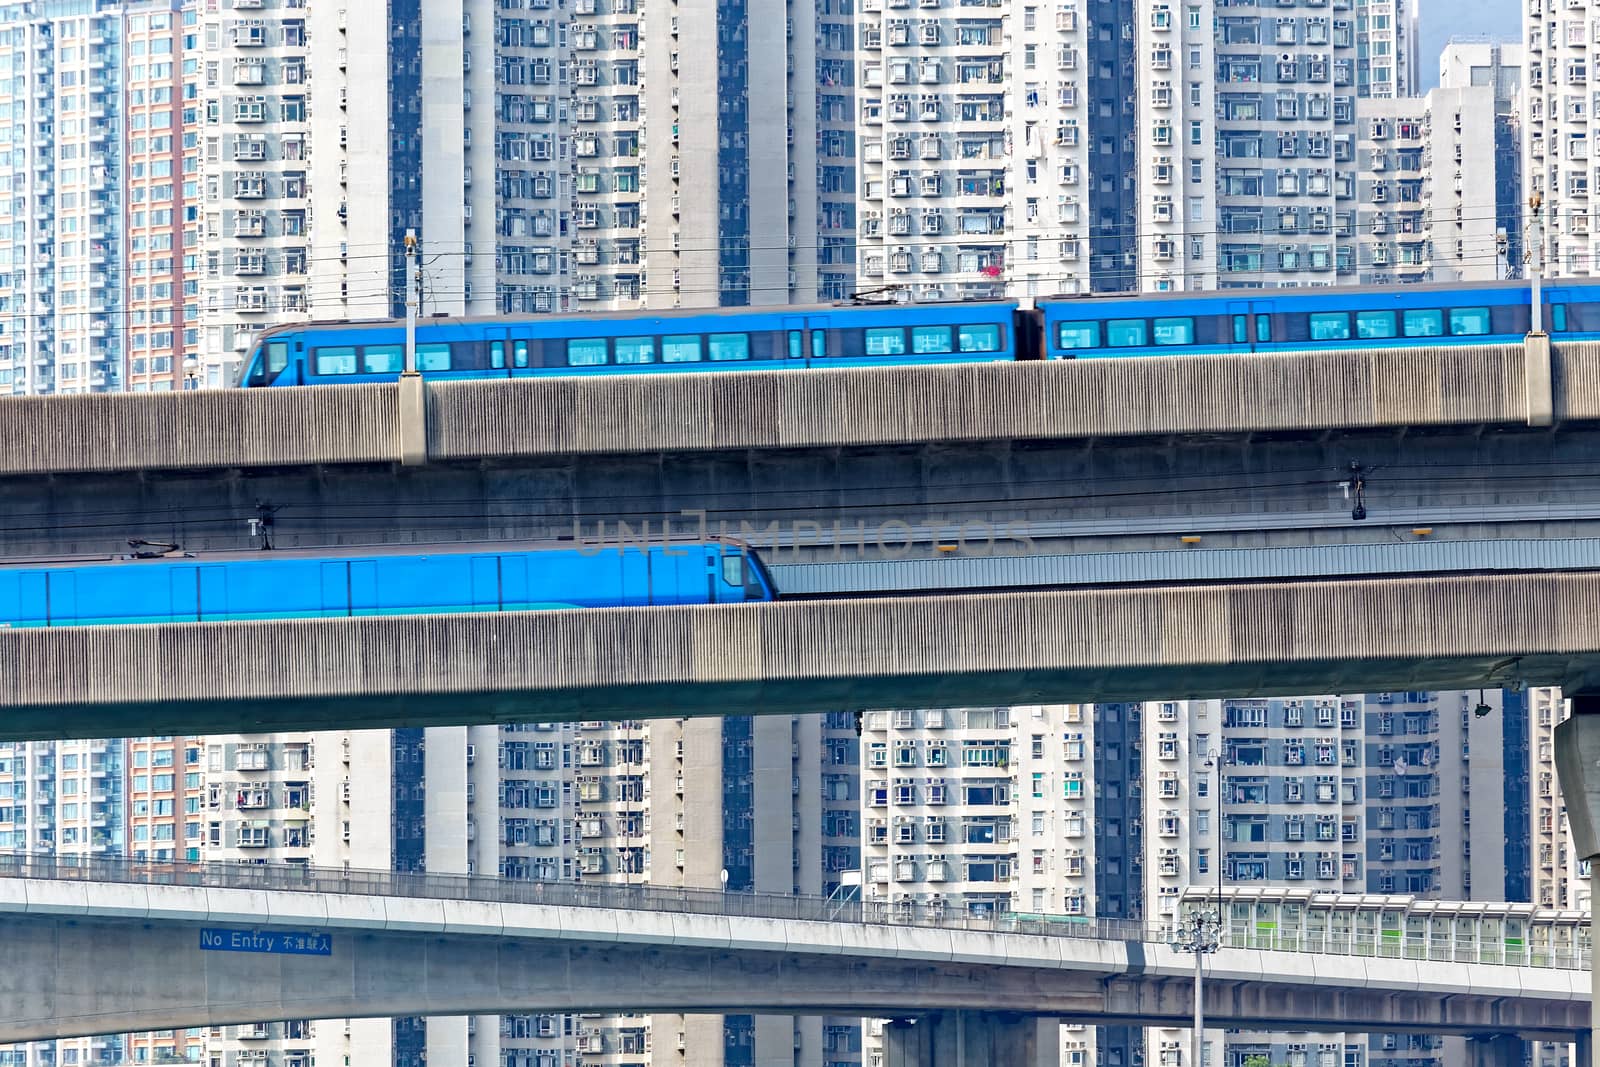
[0,852,1156,944]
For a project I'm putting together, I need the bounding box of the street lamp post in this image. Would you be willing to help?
[1171,746,1225,1067]
[182,357,199,390]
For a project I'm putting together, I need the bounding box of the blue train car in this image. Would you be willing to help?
[239,300,1024,387]
[0,543,774,628]
[1034,279,1600,359]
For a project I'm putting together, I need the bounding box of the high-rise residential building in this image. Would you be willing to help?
[1439,39,1524,277]
[0,0,198,397]
[1524,0,1599,276]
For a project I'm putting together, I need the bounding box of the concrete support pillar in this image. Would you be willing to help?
[882,1013,1060,1067]
[424,726,469,1067]
[1465,1034,1525,1067]
[1577,1032,1593,1067]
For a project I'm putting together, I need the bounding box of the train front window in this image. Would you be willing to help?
[958,323,1002,351]
[1355,311,1396,339]
[362,345,404,373]
[912,326,953,353]
[615,336,655,364]
[864,327,907,355]
[1309,313,1350,341]
[1152,317,1194,345]
[720,552,745,589]
[314,346,357,375]
[663,335,702,363]
[567,338,609,366]
[1106,320,1146,347]
[417,343,452,371]
[1403,309,1444,337]
[1449,307,1491,335]
[268,342,288,373]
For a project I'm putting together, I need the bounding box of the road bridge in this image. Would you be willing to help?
[2,571,1598,741]
[0,855,1586,1063]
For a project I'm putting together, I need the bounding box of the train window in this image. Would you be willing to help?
[417,343,452,371]
[720,552,745,588]
[615,336,655,364]
[663,335,702,362]
[1449,307,1491,335]
[567,339,609,366]
[789,331,803,359]
[1552,304,1569,331]
[490,342,506,369]
[912,326,954,353]
[1232,316,1248,343]
[1309,313,1350,341]
[1355,311,1397,339]
[864,327,907,355]
[514,341,530,368]
[362,345,405,373]
[959,323,1002,352]
[1152,317,1194,345]
[1402,309,1444,337]
[708,333,750,361]
[1256,315,1270,341]
[1057,322,1101,349]
[749,331,787,360]
[1106,320,1147,347]
[314,346,358,375]
[267,342,289,372]
[813,331,828,359]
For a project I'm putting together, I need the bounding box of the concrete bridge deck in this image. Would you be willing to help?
[1,342,1590,477]
[2,571,1600,741]
[0,856,1586,1043]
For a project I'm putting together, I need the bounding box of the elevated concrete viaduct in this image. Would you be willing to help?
[4,571,1600,741]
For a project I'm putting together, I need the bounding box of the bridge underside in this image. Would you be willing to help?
[3,572,1600,741]
[1,916,1584,1043]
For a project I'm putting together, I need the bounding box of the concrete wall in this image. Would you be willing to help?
[7,341,1598,476]
[6,572,1600,741]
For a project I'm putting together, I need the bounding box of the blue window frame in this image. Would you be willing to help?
[958,323,1002,352]
[1152,317,1194,345]
[1355,311,1397,339]
[1057,322,1101,350]
[912,325,954,353]
[417,343,452,371]
[662,334,701,362]
[314,346,357,375]
[1309,313,1350,341]
[708,333,750,361]
[615,336,655,364]
[865,327,907,355]
[1106,319,1147,347]
[1402,309,1443,337]
[567,338,608,366]
[1449,307,1491,335]
[362,345,404,373]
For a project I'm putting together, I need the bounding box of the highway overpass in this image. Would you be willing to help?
[0,856,1586,1052]
[2,571,1599,742]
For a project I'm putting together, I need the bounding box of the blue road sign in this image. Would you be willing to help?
[200,927,332,956]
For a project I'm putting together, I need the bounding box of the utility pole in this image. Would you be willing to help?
[1528,193,1545,335]
[403,229,420,375]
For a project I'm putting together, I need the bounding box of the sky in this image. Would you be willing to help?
[1418,0,1520,90]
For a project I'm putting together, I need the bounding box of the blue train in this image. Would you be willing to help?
[0,543,774,628]
[237,280,1598,387]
